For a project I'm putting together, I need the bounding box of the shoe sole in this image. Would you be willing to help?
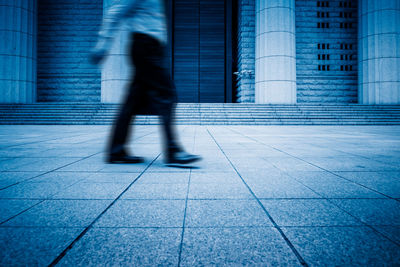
[165,157,201,166]
[107,159,144,164]
[165,163,198,169]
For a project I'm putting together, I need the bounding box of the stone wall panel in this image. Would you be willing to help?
[37,0,102,102]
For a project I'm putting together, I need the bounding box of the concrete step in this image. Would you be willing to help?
[0,103,399,125]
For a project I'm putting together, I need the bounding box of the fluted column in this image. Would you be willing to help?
[255,0,296,104]
[0,0,37,103]
[358,0,400,104]
[101,0,132,103]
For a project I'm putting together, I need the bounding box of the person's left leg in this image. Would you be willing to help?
[136,35,201,165]
[152,71,201,164]
[107,83,144,163]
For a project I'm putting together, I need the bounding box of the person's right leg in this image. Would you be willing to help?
[161,111,201,165]
[160,104,179,150]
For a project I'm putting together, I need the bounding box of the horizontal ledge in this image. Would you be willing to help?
[297,76,357,79]
[359,81,400,84]
[256,31,295,37]
[0,54,36,60]
[257,6,294,13]
[359,8,400,16]
[256,80,296,83]
[0,79,35,82]
[256,55,296,60]
[0,29,35,36]
[359,57,400,62]
[0,4,36,13]
[104,54,130,56]
[359,32,400,39]
[101,79,131,82]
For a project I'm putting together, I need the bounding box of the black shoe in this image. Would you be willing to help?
[166,150,202,165]
[107,152,144,164]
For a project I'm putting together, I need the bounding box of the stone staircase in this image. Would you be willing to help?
[0,103,400,125]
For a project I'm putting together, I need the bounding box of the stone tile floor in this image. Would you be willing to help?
[0,125,399,266]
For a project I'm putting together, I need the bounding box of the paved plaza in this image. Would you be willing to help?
[0,124,399,266]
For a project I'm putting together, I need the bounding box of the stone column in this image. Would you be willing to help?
[0,0,37,103]
[101,0,132,103]
[255,0,296,104]
[358,0,400,104]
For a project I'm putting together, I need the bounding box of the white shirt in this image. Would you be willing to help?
[95,0,168,53]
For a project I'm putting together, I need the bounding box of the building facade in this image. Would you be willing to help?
[0,0,399,104]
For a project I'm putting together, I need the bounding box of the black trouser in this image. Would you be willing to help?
[109,33,178,155]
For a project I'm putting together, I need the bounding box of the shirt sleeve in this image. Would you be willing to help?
[93,0,138,53]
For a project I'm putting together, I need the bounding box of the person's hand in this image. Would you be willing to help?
[89,49,107,65]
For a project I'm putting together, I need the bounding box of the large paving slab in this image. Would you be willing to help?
[0,125,399,266]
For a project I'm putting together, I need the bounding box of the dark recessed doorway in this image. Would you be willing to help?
[166,0,233,103]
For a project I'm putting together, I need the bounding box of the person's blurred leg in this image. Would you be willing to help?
[107,34,145,163]
[107,84,144,163]
[108,84,136,155]
[160,105,179,151]
[131,34,180,151]
[131,34,201,165]
[108,33,201,164]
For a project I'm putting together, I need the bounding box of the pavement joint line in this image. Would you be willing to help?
[227,127,400,203]
[0,152,102,191]
[206,128,309,267]
[178,125,197,267]
[0,199,46,225]
[283,168,400,247]
[0,198,121,201]
[226,127,400,247]
[105,198,188,201]
[0,130,107,150]
[9,197,383,201]
[182,224,400,228]
[256,197,389,200]
[297,137,400,169]
[0,225,86,229]
[0,130,157,191]
[45,171,143,173]
[0,127,152,158]
[0,173,90,225]
[177,169,192,267]
[48,153,161,267]
[295,159,399,201]
[1,225,398,229]
[334,170,400,173]
[0,156,102,159]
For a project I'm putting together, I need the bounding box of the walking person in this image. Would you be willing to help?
[90,0,201,165]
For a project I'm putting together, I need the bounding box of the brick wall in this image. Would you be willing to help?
[37,0,102,102]
[235,0,255,103]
